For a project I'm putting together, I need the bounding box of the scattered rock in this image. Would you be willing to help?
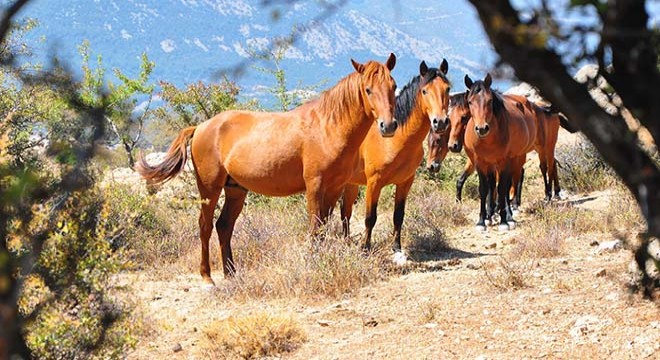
[363,317,378,327]
[589,240,600,247]
[595,268,607,277]
[485,242,497,249]
[596,240,623,254]
[570,315,611,340]
[317,319,331,327]
[542,308,551,315]
[466,263,481,270]
[423,322,438,329]
[171,343,182,353]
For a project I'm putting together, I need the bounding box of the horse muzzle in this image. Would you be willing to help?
[426,161,441,173]
[378,119,398,137]
[475,124,490,138]
[431,116,449,133]
[449,141,462,153]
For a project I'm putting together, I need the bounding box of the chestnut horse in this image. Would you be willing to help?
[425,128,450,173]
[340,60,451,251]
[463,73,538,231]
[137,54,398,283]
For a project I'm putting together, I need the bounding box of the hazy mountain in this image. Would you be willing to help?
[20,0,497,104]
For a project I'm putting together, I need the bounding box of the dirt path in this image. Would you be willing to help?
[124,190,659,359]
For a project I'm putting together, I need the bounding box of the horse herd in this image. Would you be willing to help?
[137,53,575,284]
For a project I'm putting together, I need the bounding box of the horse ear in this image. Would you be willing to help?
[464,74,473,89]
[351,58,365,73]
[419,61,428,77]
[385,53,396,71]
[440,59,448,75]
[484,73,492,88]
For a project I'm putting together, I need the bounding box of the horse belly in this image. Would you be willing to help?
[223,137,306,196]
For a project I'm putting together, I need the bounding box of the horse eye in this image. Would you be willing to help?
[422,89,427,95]
[365,87,372,95]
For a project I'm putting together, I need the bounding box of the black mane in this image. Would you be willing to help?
[395,67,451,125]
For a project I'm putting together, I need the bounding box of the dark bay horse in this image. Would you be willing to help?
[463,73,537,231]
[137,54,398,283]
[340,60,451,252]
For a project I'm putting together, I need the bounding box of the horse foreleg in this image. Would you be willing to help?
[456,159,475,202]
[511,155,525,211]
[476,170,489,231]
[215,186,247,278]
[539,153,551,202]
[497,167,513,231]
[551,158,561,200]
[486,171,497,225]
[340,184,360,238]
[363,179,383,250]
[392,177,414,252]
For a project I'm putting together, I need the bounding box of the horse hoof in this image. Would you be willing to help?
[512,208,520,216]
[202,276,216,286]
[476,225,487,232]
[498,224,510,232]
[507,221,517,230]
[392,251,408,266]
[485,219,492,226]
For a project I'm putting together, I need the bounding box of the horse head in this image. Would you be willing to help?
[426,129,449,173]
[351,53,398,137]
[465,73,498,138]
[447,92,470,153]
[418,59,451,133]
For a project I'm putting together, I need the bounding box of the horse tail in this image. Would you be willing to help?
[558,113,578,133]
[136,126,197,185]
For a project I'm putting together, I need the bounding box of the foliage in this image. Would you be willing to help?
[249,41,323,111]
[156,79,246,128]
[78,40,156,168]
[555,136,615,193]
[0,5,136,357]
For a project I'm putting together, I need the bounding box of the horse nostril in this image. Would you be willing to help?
[484,124,490,132]
[379,121,385,129]
[432,118,439,125]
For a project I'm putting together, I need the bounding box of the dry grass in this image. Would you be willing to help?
[555,136,616,194]
[211,198,390,300]
[511,201,603,259]
[203,311,306,359]
[482,256,533,291]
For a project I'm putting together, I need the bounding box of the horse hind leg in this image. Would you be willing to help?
[551,159,561,200]
[215,184,248,278]
[340,184,360,238]
[197,181,225,285]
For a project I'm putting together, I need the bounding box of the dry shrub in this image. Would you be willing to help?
[417,300,442,324]
[512,201,603,259]
[215,199,389,300]
[482,256,533,291]
[555,136,615,193]
[203,312,306,359]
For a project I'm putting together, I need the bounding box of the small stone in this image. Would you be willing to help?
[596,240,623,253]
[171,343,182,353]
[542,308,551,315]
[589,240,600,247]
[423,322,438,329]
[595,268,607,277]
[466,263,481,270]
[363,317,378,327]
[485,242,497,249]
[317,319,331,327]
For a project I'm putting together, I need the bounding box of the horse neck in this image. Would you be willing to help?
[396,94,431,146]
[316,74,373,151]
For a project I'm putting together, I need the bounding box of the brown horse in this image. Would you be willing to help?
[137,54,398,283]
[425,128,450,173]
[463,73,538,231]
[340,60,451,252]
[441,90,574,208]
